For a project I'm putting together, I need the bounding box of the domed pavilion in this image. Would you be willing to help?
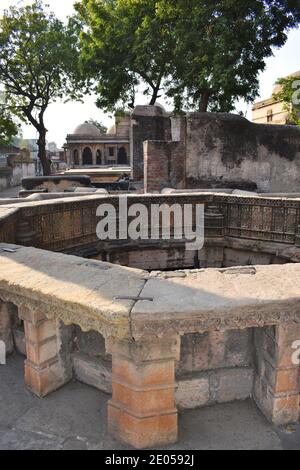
[65,117,130,168]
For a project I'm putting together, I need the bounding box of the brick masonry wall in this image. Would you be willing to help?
[132,111,171,181]
[144,141,185,192]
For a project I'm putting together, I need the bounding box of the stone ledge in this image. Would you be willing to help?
[0,244,146,340]
[131,264,300,338]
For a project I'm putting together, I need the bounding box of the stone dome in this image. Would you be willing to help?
[73,123,102,136]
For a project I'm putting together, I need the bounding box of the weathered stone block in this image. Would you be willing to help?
[108,401,177,449]
[19,306,47,326]
[176,377,210,409]
[73,353,112,394]
[108,335,179,449]
[178,329,252,374]
[253,324,300,426]
[210,368,254,404]
[24,319,57,344]
[25,336,58,366]
[25,359,66,398]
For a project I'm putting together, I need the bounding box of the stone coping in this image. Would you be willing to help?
[0,244,146,339]
[1,190,300,209]
[131,264,300,338]
[1,244,300,341]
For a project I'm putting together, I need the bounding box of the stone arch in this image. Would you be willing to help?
[96,149,102,165]
[73,149,79,166]
[118,147,128,165]
[82,147,93,165]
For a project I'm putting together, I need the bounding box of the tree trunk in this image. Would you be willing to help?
[149,86,160,106]
[199,90,211,112]
[37,128,51,176]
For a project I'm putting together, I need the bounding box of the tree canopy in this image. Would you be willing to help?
[85,118,108,134]
[0,105,18,146]
[0,1,83,174]
[76,0,300,112]
[75,0,174,111]
[273,74,300,125]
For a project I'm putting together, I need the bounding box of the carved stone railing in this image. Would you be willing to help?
[1,244,300,448]
[0,193,299,256]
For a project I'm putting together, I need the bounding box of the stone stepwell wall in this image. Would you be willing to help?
[144,113,300,193]
[0,193,299,264]
[0,194,299,417]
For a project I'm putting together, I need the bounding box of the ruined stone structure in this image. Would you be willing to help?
[65,105,300,193]
[144,112,300,193]
[0,146,35,191]
[0,190,300,448]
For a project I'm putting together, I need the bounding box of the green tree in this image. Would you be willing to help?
[85,118,108,134]
[0,1,83,175]
[75,0,173,111]
[0,108,18,146]
[156,0,300,112]
[76,0,300,113]
[273,74,300,125]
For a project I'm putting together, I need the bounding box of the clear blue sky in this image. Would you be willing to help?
[1,0,300,146]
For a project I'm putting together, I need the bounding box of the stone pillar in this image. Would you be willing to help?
[92,148,97,166]
[253,323,300,426]
[107,335,180,449]
[79,148,83,166]
[0,300,14,356]
[19,306,70,397]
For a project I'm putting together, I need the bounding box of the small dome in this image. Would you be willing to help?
[107,124,116,135]
[73,123,102,136]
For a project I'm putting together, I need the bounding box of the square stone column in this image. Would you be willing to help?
[0,301,14,358]
[19,306,70,397]
[254,323,300,426]
[107,335,180,449]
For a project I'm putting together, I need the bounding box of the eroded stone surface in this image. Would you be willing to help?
[0,244,146,339]
[132,264,300,338]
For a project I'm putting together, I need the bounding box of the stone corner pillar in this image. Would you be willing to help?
[253,323,300,426]
[19,306,70,398]
[107,335,180,449]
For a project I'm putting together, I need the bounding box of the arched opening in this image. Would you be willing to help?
[96,149,102,165]
[73,149,79,166]
[82,147,93,166]
[118,147,128,165]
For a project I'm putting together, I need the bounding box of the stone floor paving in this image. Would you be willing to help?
[0,354,299,450]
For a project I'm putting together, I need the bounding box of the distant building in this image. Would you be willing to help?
[48,142,58,153]
[13,138,38,161]
[0,144,35,190]
[65,115,131,168]
[252,71,300,125]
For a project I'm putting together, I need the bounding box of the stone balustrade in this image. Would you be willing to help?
[0,244,300,448]
[0,192,300,273]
